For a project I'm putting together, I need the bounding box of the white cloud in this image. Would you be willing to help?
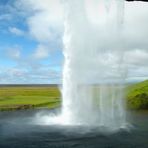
[124,49,148,82]
[9,27,25,36]
[16,0,63,43]
[12,0,148,82]
[0,14,12,21]
[14,0,64,61]
[0,66,61,84]
[7,47,21,60]
[8,68,26,77]
[33,44,49,59]
[124,1,148,49]
[125,49,148,66]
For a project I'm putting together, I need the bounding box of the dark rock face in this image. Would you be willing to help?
[126,0,148,2]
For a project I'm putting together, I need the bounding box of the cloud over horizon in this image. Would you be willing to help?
[0,0,148,83]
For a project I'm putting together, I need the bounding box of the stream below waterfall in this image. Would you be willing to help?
[0,109,148,148]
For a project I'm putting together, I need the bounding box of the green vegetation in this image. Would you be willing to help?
[126,80,148,110]
[0,86,61,111]
[0,80,148,111]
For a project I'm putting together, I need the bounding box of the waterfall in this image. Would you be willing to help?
[61,0,127,129]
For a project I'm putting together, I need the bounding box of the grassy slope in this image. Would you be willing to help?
[126,80,148,109]
[0,80,148,111]
[0,86,61,111]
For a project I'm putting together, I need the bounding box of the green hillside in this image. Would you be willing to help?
[0,86,61,111]
[126,80,148,110]
[0,81,148,111]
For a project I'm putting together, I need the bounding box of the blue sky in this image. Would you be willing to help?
[0,0,148,84]
[0,0,63,84]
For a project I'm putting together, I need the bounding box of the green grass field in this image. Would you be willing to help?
[0,80,148,111]
[0,86,61,111]
[126,80,148,110]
